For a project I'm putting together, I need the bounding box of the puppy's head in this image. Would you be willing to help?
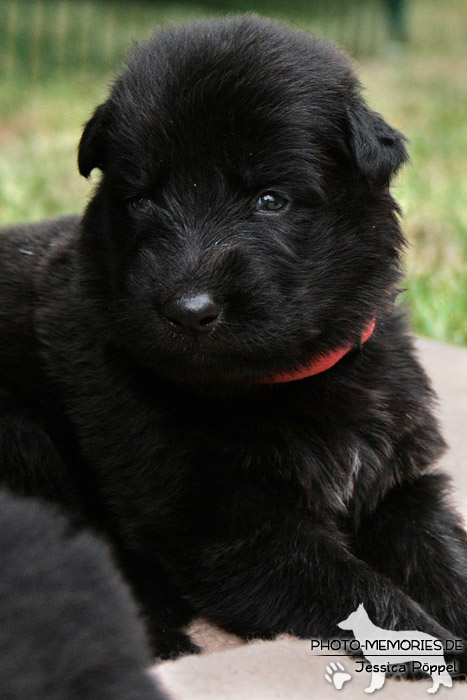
[78,15,408,385]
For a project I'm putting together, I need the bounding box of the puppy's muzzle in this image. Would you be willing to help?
[162,293,222,334]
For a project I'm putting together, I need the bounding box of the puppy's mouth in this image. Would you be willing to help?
[133,317,375,386]
[111,293,376,386]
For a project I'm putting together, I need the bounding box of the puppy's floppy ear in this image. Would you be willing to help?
[78,103,110,178]
[346,101,408,186]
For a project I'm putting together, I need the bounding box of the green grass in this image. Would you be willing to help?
[359,0,467,345]
[0,0,465,345]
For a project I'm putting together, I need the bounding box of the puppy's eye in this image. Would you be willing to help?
[127,197,154,214]
[256,191,288,213]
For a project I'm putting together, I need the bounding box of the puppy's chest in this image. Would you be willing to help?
[95,401,367,541]
[174,423,365,529]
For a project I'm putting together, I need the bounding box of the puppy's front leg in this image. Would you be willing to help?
[118,550,200,660]
[354,472,467,641]
[183,522,461,657]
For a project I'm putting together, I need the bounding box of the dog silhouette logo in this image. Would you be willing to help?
[337,604,453,694]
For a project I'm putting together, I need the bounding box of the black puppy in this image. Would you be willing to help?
[0,489,167,699]
[1,14,467,676]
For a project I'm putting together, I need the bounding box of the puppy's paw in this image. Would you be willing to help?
[154,629,201,660]
[445,649,467,681]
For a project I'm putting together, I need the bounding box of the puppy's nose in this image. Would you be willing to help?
[163,293,221,333]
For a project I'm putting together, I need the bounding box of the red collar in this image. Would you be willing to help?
[259,318,376,384]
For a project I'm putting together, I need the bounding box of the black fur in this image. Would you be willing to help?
[1,14,467,682]
[0,490,167,699]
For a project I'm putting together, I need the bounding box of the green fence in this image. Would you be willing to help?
[0,0,405,83]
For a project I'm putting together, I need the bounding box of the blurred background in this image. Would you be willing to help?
[0,0,465,345]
